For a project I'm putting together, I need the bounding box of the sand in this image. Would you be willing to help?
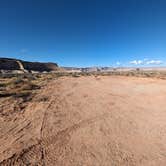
[0,76,166,165]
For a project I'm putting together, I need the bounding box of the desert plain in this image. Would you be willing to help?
[0,74,166,165]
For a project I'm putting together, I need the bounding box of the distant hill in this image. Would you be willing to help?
[63,66,166,72]
[0,58,59,73]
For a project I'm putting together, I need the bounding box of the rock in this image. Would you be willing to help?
[0,58,58,73]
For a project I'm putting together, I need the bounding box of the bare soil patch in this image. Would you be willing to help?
[0,75,166,165]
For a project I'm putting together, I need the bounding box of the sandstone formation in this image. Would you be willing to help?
[0,58,58,73]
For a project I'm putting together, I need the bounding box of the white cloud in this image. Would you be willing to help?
[129,59,163,65]
[146,60,163,65]
[129,60,143,65]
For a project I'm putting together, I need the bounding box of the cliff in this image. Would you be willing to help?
[0,58,58,72]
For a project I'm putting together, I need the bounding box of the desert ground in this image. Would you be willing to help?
[0,75,166,165]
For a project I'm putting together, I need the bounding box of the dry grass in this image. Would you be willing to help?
[0,77,40,98]
[0,74,44,117]
[1,70,166,99]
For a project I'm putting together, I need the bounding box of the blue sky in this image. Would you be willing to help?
[1,0,166,67]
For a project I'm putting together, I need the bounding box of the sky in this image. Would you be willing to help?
[1,0,166,67]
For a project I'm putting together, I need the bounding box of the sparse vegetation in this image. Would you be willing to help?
[1,70,166,115]
[0,76,40,98]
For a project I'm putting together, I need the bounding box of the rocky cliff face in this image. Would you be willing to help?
[0,58,20,70]
[0,58,58,72]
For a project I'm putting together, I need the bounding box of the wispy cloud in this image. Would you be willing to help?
[129,59,163,65]
[129,60,143,65]
[146,60,163,65]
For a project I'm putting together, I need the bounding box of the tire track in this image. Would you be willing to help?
[42,112,109,147]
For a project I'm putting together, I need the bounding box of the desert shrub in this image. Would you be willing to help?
[21,82,39,91]
[0,92,15,98]
[0,75,40,99]
[72,73,80,77]
[10,77,24,85]
[0,82,7,87]
[80,72,89,76]
[35,96,49,102]
[144,72,151,77]
[54,72,65,77]
[13,91,31,98]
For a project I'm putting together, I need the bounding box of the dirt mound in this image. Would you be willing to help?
[0,76,166,165]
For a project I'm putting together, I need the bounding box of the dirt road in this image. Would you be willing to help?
[0,76,166,165]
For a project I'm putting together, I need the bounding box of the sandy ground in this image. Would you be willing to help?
[0,76,166,165]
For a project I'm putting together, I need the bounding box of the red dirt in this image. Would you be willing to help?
[0,76,166,165]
